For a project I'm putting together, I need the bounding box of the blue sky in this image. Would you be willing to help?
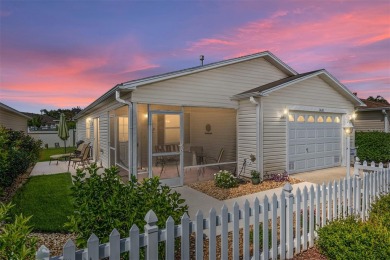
[1,0,389,113]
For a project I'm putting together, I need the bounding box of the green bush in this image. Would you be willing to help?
[369,193,390,230]
[65,164,188,248]
[0,202,37,259]
[355,131,390,162]
[317,193,390,260]
[0,127,42,187]
[214,170,238,189]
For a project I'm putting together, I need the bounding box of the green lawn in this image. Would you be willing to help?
[11,173,73,232]
[39,147,75,162]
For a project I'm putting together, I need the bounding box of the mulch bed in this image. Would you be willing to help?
[32,232,77,256]
[188,177,303,200]
[293,246,327,259]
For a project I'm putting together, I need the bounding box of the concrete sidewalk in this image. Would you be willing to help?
[174,181,316,219]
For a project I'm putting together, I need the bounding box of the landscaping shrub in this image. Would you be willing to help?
[214,170,238,188]
[369,193,390,230]
[0,202,37,259]
[355,131,390,162]
[317,193,390,260]
[0,127,42,188]
[65,164,188,249]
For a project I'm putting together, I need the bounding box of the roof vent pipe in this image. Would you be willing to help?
[200,55,204,66]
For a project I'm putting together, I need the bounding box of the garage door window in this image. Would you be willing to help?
[297,115,305,122]
[307,115,315,122]
[317,116,324,123]
[326,116,333,123]
[335,116,340,123]
[289,114,295,122]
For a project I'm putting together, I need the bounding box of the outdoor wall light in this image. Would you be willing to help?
[343,121,354,135]
[144,113,148,119]
[280,108,288,119]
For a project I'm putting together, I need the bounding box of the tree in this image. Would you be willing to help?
[366,95,389,105]
[27,115,42,128]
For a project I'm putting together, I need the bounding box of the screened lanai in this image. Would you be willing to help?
[136,104,237,186]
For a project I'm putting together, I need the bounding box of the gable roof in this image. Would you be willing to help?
[0,102,31,119]
[232,69,366,107]
[358,99,390,111]
[23,112,57,125]
[75,51,297,119]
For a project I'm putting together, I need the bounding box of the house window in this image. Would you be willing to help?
[317,116,324,123]
[307,115,315,123]
[334,116,341,123]
[297,115,305,122]
[288,114,295,122]
[326,116,333,123]
[86,119,91,139]
[118,117,129,142]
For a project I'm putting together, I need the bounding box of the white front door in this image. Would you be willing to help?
[288,112,342,173]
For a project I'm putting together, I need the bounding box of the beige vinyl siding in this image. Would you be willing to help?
[262,76,354,173]
[354,111,385,132]
[237,100,258,176]
[0,108,28,132]
[132,58,288,108]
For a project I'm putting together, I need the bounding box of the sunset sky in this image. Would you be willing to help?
[1,0,389,113]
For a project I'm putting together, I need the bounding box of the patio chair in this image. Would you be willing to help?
[49,142,85,165]
[203,148,224,169]
[68,143,91,171]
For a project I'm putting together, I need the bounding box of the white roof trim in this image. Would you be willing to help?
[121,51,297,89]
[260,70,366,106]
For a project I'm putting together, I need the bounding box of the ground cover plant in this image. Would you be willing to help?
[66,164,188,252]
[39,146,76,162]
[355,131,390,162]
[316,193,390,260]
[214,170,238,188]
[0,203,37,259]
[0,127,41,188]
[11,173,73,232]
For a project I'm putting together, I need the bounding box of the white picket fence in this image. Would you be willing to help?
[36,166,390,260]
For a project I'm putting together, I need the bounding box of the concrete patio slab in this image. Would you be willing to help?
[290,166,352,185]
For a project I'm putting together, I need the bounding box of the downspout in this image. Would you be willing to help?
[383,109,389,133]
[249,97,263,179]
[115,90,136,178]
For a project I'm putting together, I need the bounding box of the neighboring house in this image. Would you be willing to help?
[0,102,31,132]
[354,99,390,132]
[75,51,365,186]
[23,112,58,131]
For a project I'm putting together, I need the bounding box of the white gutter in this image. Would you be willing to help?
[383,109,389,133]
[115,91,137,177]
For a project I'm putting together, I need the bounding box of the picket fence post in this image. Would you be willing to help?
[144,210,159,260]
[35,245,50,260]
[284,183,294,259]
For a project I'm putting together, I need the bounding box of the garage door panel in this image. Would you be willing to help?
[317,129,324,137]
[289,129,296,139]
[296,144,306,154]
[289,112,342,174]
[307,159,316,168]
[316,143,325,152]
[325,143,333,151]
[307,129,316,138]
[297,129,306,138]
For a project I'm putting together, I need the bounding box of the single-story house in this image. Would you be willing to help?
[75,51,365,186]
[0,102,31,132]
[354,99,390,132]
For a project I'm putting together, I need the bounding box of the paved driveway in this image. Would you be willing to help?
[291,166,352,184]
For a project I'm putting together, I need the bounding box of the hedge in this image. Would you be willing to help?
[355,131,390,162]
[0,127,42,188]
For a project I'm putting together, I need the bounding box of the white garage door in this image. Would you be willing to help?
[288,112,342,173]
